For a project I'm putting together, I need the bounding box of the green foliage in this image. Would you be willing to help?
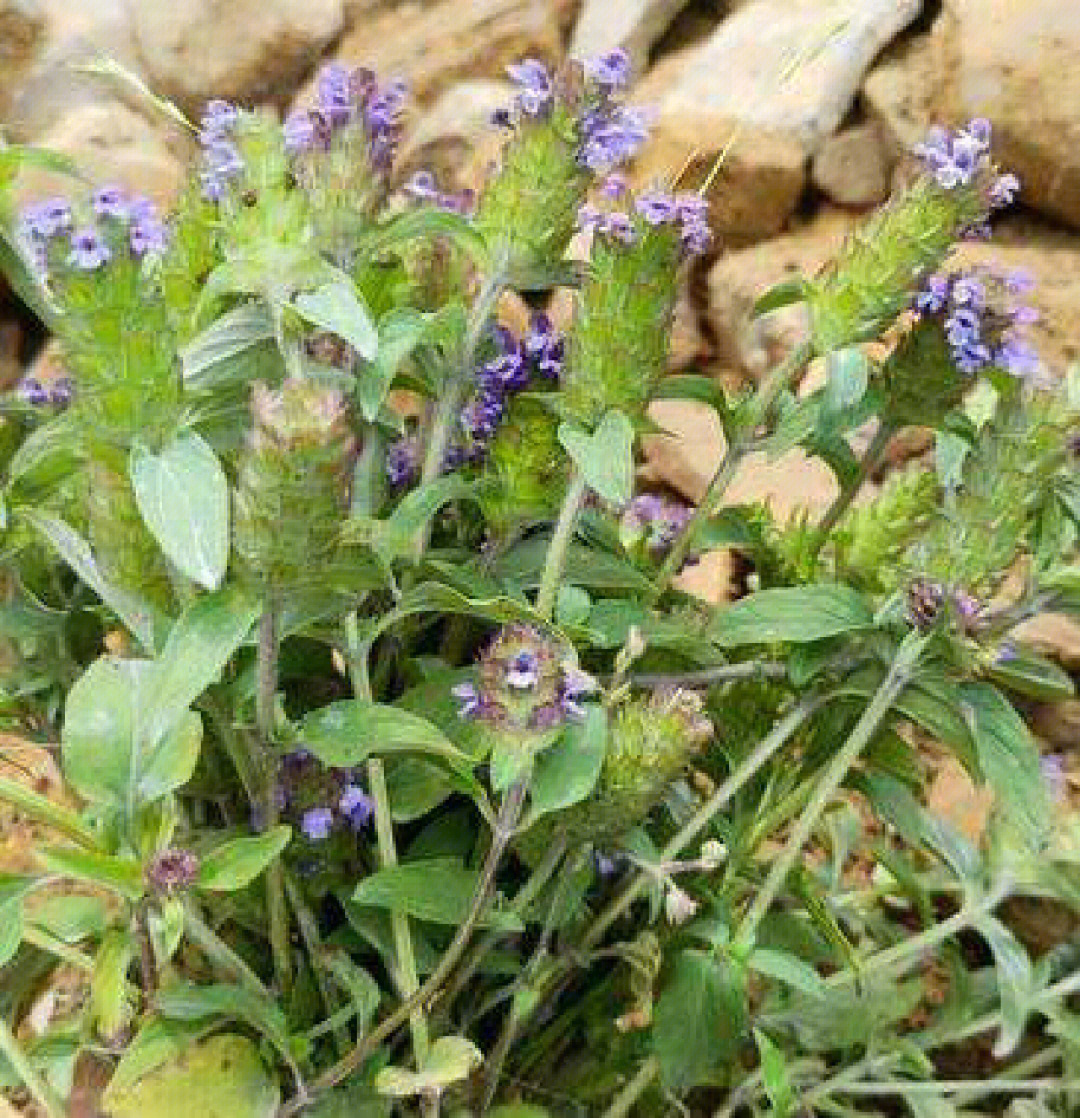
[0,59,1075,1118]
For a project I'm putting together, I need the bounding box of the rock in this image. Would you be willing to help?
[11,100,187,211]
[569,0,690,74]
[399,79,512,192]
[673,548,738,604]
[642,399,839,519]
[1027,698,1080,751]
[633,0,920,247]
[707,208,857,375]
[863,30,947,158]
[324,0,562,107]
[811,121,893,207]
[943,0,1080,230]
[2,0,141,141]
[926,754,993,846]
[133,0,344,110]
[1011,612,1080,673]
[0,0,45,122]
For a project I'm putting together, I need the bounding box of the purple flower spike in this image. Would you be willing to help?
[386,436,419,487]
[66,226,110,271]
[47,377,74,408]
[199,99,239,145]
[129,200,168,258]
[338,784,374,829]
[301,806,334,841]
[586,48,632,91]
[636,191,678,226]
[507,58,551,94]
[20,197,72,241]
[317,63,354,126]
[91,185,128,220]
[600,173,629,199]
[17,378,49,406]
[283,109,317,154]
[915,274,950,314]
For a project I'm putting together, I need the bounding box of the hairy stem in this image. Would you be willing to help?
[737,638,923,943]
[601,1056,660,1118]
[368,756,429,1067]
[536,469,588,621]
[0,1014,63,1118]
[628,659,787,689]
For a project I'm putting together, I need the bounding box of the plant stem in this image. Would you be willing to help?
[536,469,588,621]
[183,901,272,999]
[737,639,922,944]
[583,696,820,951]
[368,756,429,1068]
[284,782,527,1115]
[628,659,787,689]
[601,1056,660,1118]
[256,603,291,995]
[0,1014,63,1118]
[650,339,814,602]
[809,421,896,561]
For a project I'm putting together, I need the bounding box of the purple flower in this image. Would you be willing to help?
[951,275,985,307]
[91,185,128,220]
[997,332,1041,379]
[1041,754,1067,804]
[283,109,318,154]
[636,191,678,226]
[506,58,552,115]
[66,226,110,271]
[301,806,334,841]
[386,436,419,487]
[405,170,439,201]
[317,63,354,126]
[47,377,74,408]
[914,119,993,192]
[579,106,649,172]
[594,851,619,877]
[129,200,168,258]
[585,48,632,91]
[461,391,505,444]
[525,313,564,378]
[915,273,950,314]
[558,664,598,721]
[599,173,629,199]
[20,197,72,241]
[338,784,374,829]
[201,139,244,200]
[990,172,1020,208]
[505,650,540,691]
[17,378,49,406]
[452,681,482,720]
[199,99,239,146]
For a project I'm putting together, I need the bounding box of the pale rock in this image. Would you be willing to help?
[642,399,839,520]
[943,0,1080,230]
[3,0,141,141]
[673,548,738,605]
[0,0,45,122]
[811,121,893,207]
[1011,613,1080,674]
[323,0,562,107]
[707,208,857,376]
[133,0,344,110]
[11,100,187,212]
[926,754,993,846]
[399,79,512,192]
[570,0,690,75]
[1027,698,1080,752]
[863,30,947,158]
[633,0,920,246]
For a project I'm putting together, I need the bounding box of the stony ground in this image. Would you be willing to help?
[2,1,1080,1105]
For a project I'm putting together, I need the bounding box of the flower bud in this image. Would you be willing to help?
[145,848,200,895]
[664,884,699,926]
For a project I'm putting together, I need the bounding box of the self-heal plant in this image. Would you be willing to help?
[0,59,1079,1118]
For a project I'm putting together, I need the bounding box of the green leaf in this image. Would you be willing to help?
[748,949,826,1000]
[754,1029,794,1118]
[352,857,522,931]
[28,894,109,944]
[357,208,489,269]
[0,874,39,968]
[653,949,746,1090]
[977,915,1034,1059]
[144,587,259,751]
[359,309,429,422]
[528,706,606,821]
[651,375,728,418]
[130,433,230,591]
[6,410,81,491]
[823,347,869,412]
[0,775,99,849]
[752,278,807,318]
[107,1018,209,1097]
[384,759,455,823]
[301,701,471,771]
[375,1035,482,1098]
[196,827,291,892]
[21,509,163,653]
[37,848,143,900]
[963,683,1052,851]
[0,227,59,329]
[709,585,873,647]
[62,658,202,812]
[180,302,274,389]
[100,1033,278,1118]
[989,647,1075,701]
[294,280,378,361]
[558,411,635,506]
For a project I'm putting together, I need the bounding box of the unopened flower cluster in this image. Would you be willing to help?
[277,749,375,843]
[579,185,711,258]
[914,118,1019,222]
[619,493,693,558]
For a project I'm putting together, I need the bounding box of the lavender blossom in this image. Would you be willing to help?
[20,197,72,241]
[386,435,420,487]
[16,378,49,407]
[524,313,565,378]
[505,649,540,690]
[91,185,128,221]
[636,191,679,226]
[47,377,74,408]
[301,806,335,841]
[317,62,354,126]
[506,58,553,117]
[199,99,240,145]
[579,105,649,172]
[66,226,110,271]
[283,109,318,154]
[338,784,374,829]
[620,493,693,556]
[585,48,632,92]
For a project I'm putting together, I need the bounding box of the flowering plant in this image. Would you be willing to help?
[1,56,1079,1118]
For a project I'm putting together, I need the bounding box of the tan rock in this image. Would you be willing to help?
[2,0,141,141]
[324,0,562,108]
[642,398,839,519]
[133,0,344,110]
[943,0,1080,230]
[569,0,690,75]
[399,79,512,192]
[11,100,188,211]
[1011,613,1080,673]
[707,208,857,375]
[0,0,45,122]
[673,548,738,605]
[633,0,920,247]
[926,754,993,846]
[1026,698,1080,752]
[864,30,947,158]
[811,121,893,207]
